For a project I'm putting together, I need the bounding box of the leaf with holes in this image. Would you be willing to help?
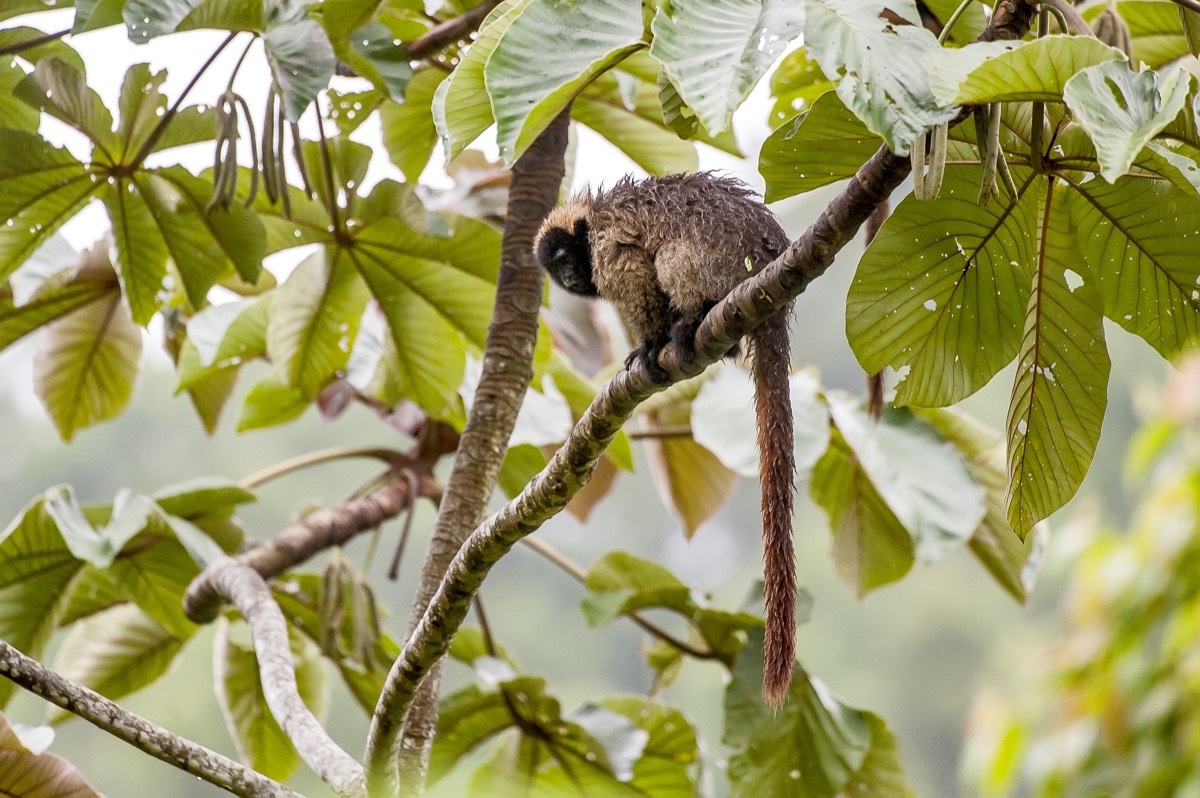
[1070,172,1200,357]
[650,0,802,136]
[1064,61,1191,183]
[123,0,265,42]
[1007,183,1109,535]
[804,0,955,154]
[847,167,1040,407]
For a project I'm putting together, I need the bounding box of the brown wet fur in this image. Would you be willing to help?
[535,173,798,705]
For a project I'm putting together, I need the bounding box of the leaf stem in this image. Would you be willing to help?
[937,0,976,43]
[130,32,238,167]
[239,446,409,489]
[518,536,722,661]
[0,27,68,57]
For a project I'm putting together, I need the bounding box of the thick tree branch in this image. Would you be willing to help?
[371,110,572,797]
[204,558,366,797]
[0,639,302,798]
[184,478,432,624]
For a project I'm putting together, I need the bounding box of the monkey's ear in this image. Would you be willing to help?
[573,217,589,240]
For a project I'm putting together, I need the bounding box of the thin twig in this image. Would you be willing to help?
[239,446,409,489]
[0,640,302,798]
[627,426,694,440]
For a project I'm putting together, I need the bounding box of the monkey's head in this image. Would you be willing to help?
[534,204,597,297]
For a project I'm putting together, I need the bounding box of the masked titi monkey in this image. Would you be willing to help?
[533,172,796,706]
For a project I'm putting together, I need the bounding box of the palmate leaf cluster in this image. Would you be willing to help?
[2,0,1200,793]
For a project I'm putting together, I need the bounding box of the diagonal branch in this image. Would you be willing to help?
[204,557,366,797]
[0,639,303,798]
[184,477,433,624]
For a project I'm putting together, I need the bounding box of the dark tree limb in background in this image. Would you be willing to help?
[185,477,435,623]
[0,641,304,798]
[406,0,504,59]
[368,109,572,798]
[366,0,1040,783]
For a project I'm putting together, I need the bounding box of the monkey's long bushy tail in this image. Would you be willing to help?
[751,311,796,709]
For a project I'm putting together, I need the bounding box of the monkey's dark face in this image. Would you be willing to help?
[536,218,598,297]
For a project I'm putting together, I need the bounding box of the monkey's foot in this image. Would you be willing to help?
[625,342,670,382]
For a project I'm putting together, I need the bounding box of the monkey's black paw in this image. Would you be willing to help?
[625,342,670,382]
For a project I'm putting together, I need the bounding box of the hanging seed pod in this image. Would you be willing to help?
[206,91,240,213]
[290,121,314,198]
[1094,1,1133,57]
[261,85,280,205]
[975,104,1001,206]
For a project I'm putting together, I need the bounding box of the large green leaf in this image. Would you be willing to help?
[924,36,1124,106]
[574,71,699,175]
[333,20,413,100]
[237,369,309,431]
[123,0,265,41]
[431,0,527,160]
[214,620,328,781]
[760,90,879,201]
[724,628,912,797]
[0,27,85,73]
[15,58,121,159]
[0,130,95,282]
[74,0,125,32]
[1069,172,1200,357]
[116,63,169,160]
[137,167,266,295]
[101,177,169,325]
[33,292,141,441]
[264,0,336,122]
[804,0,956,155]
[484,0,643,162]
[0,58,42,134]
[349,217,499,409]
[381,69,448,183]
[47,604,189,724]
[811,428,915,596]
[0,496,85,707]
[1006,182,1110,535]
[918,408,1041,601]
[1082,0,1190,68]
[105,531,201,637]
[599,697,699,797]
[1063,61,1190,183]
[649,0,802,136]
[267,248,369,398]
[847,167,1039,407]
[828,396,985,562]
[0,267,116,352]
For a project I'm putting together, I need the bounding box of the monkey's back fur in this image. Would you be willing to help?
[535,172,799,707]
